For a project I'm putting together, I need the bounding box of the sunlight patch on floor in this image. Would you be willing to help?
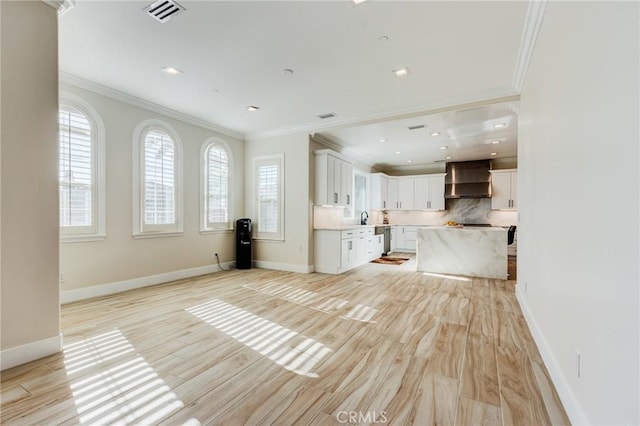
[64,329,184,425]
[186,299,332,378]
[422,272,472,282]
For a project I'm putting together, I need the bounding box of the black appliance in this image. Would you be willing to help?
[375,225,391,256]
[235,218,252,269]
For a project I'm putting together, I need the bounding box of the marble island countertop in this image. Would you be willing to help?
[416,226,508,279]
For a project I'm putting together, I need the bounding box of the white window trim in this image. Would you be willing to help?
[253,153,284,241]
[59,93,106,243]
[200,138,234,234]
[132,119,183,238]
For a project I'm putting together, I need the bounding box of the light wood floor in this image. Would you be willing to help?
[1,255,569,425]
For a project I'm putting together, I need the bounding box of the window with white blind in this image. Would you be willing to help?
[201,139,232,231]
[254,154,284,240]
[59,99,105,242]
[133,120,183,237]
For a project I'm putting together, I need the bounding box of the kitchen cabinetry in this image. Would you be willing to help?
[371,174,445,211]
[490,169,517,210]
[315,227,377,274]
[315,149,354,207]
[393,226,417,251]
[370,173,389,209]
[414,174,446,210]
[386,177,414,210]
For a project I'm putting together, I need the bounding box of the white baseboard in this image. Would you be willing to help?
[253,260,314,274]
[313,265,340,274]
[1,333,63,371]
[516,287,589,425]
[61,262,235,304]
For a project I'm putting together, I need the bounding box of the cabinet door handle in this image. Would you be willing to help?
[399,202,402,209]
[334,193,338,203]
[383,201,386,208]
[428,201,431,209]
[346,194,350,205]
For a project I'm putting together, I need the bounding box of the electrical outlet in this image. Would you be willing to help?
[214,252,218,257]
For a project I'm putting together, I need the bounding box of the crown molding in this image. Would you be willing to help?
[43,0,75,15]
[246,89,520,142]
[59,72,245,141]
[513,0,548,91]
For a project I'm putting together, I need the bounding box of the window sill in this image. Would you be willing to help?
[60,235,106,244]
[253,237,285,243]
[200,228,234,235]
[132,231,184,239]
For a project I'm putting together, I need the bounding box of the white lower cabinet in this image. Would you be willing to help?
[392,226,417,252]
[315,227,377,274]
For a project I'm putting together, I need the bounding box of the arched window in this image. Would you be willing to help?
[59,97,105,242]
[201,140,232,231]
[133,120,183,237]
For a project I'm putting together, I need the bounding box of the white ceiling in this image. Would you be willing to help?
[59,0,530,172]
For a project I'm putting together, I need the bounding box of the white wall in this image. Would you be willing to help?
[58,83,244,294]
[1,1,61,368]
[245,132,313,272]
[518,2,639,424]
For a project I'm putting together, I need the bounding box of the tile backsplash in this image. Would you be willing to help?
[371,198,517,227]
[314,198,517,228]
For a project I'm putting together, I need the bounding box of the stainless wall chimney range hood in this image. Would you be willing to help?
[444,160,492,199]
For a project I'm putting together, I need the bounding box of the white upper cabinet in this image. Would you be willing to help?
[398,178,414,210]
[386,178,399,209]
[315,149,354,207]
[371,173,446,211]
[490,169,517,210]
[370,173,389,209]
[414,174,446,210]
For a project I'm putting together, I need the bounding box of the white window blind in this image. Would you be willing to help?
[205,145,229,227]
[143,130,175,225]
[59,108,93,229]
[255,154,283,240]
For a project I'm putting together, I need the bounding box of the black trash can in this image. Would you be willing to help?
[235,218,252,269]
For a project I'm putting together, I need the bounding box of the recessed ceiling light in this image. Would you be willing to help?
[246,105,260,111]
[430,132,440,137]
[494,123,506,129]
[392,67,411,77]
[491,140,501,144]
[446,156,452,160]
[395,151,401,154]
[378,35,390,42]
[379,138,387,143]
[317,112,336,119]
[491,152,498,156]
[439,146,448,150]
[161,66,183,75]
[407,160,413,163]
[353,0,368,4]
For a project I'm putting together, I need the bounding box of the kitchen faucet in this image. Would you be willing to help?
[360,210,369,225]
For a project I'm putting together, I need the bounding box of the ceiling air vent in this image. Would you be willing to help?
[408,124,426,131]
[144,0,185,23]
[317,113,337,119]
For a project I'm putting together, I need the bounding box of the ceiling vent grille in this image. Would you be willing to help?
[144,0,185,23]
[408,124,426,131]
[318,113,337,119]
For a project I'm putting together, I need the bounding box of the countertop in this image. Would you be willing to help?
[314,224,377,231]
[314,224,508,231]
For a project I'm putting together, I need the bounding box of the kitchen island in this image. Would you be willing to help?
[416,226,508,279]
